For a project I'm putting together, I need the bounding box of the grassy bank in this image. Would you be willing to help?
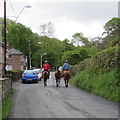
[70,46,119,103]
[70,68,118,102]
[0,90,13,119]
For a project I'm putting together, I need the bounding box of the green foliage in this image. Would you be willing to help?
[72,32,89,47]
[3,17,119,69]
[70,46,119,102]
[62,39,74,51]
[85,46,100,57]
[102,17,120,49]
[70,68,119,102]
[1,90,13,119]
[8,70,23,82]
[62,47,89,65]
[7,22,38,56]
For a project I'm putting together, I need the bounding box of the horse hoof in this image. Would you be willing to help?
[44,83,47,87]
[65,85,68,87]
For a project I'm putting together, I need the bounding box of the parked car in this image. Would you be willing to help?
[32,69,42,81]
[31,67,36,70]
[22,70,38,83]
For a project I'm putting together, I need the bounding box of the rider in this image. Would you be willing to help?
[42,61,51,79]
[63,60,70,72]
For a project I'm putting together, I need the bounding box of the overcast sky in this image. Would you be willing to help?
[0,0,119,40]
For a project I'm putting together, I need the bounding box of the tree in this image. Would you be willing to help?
[71,32,89,47]
[62,39,74,51]
[62,48,89,65]
[102,17,120,48]
[40,21,55,38]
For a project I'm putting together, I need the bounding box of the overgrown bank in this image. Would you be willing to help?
[0,90,13,119]
[70,46,119,103]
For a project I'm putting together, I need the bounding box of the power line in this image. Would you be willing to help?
[9,0,17,19]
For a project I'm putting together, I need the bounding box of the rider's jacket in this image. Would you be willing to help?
[63,63,70,70]
[43,63,50,70]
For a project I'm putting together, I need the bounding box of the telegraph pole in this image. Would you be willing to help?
[29,40,31,70]
[4,0,7,75]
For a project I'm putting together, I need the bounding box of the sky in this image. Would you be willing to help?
[0,0,119,40]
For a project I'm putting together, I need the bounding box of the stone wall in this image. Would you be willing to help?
[0,78,12,102]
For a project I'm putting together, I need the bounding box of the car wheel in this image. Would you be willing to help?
[35,80,38,83]
[22,80,24,83]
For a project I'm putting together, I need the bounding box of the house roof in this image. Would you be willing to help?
[0,41,4,47]
[7,48,23,55]
[0,41,27,56]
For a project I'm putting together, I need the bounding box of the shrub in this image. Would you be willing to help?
[7,70,23,82]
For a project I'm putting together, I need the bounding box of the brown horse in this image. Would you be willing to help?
[43,71,49,87]
[55,69,61,87]
[63,70,70,87]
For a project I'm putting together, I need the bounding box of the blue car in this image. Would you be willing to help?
[22,70,38,83]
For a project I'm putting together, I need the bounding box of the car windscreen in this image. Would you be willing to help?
[24,71,36,74]
[34,71,39,74]
[33,70,41,74]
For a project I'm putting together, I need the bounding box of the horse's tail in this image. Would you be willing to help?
[55,70,61,79]
[44,71,48,80]
[58,70,60,73]
[64,71,70,80]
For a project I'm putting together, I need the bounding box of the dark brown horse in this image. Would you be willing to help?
[55,69,61,87]
[63,70,70,87]
[43,71,49,87]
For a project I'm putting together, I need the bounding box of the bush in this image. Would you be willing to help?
[70,68,119,102]
[8,70,23,82]
[70,46,119,103]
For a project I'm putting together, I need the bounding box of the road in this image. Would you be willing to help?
[9,72,118,118]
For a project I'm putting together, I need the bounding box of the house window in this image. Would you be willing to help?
[0,46,2,53]
[25,58,27,62]
[21,56,24,61]
[21,66,23,70]
[9,55,12,59]
[6,65,12,71]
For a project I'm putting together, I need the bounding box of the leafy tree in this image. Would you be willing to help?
[102,17,120,48]
[62,48,89,65]
[72,32,89,47]
[62,39,74,52]
[40,21,55,38]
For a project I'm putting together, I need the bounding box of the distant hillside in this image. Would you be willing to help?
[70,46,119,103]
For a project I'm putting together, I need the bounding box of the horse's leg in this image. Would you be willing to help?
[64,79,67,87]
[46,79,47,86]
[58,79,60,87]
[44,79,46,86]
[44,78,45,86]
[66,79,69,87]
[56,79,58,87]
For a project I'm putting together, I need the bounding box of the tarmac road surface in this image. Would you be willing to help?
[9,72,118,118]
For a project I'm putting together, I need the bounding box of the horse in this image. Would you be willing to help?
[55,69,61,87]
[43,71,49,87]
[63,70,70,87]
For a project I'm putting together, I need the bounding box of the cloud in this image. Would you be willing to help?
[53,17,104,40]
[0,0,118,40]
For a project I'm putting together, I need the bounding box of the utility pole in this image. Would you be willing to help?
[3,0,7,75]
[41,55,42,69]
[41,53,46,69]
[29,40,31,70]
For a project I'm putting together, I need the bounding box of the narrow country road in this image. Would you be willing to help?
[9,72,118,118]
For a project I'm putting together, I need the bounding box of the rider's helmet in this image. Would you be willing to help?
[65,60,68,63]
[45,61,48,63]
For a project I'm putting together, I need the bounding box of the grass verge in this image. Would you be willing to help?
[0,90,14,119]
[70,68,119,103]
